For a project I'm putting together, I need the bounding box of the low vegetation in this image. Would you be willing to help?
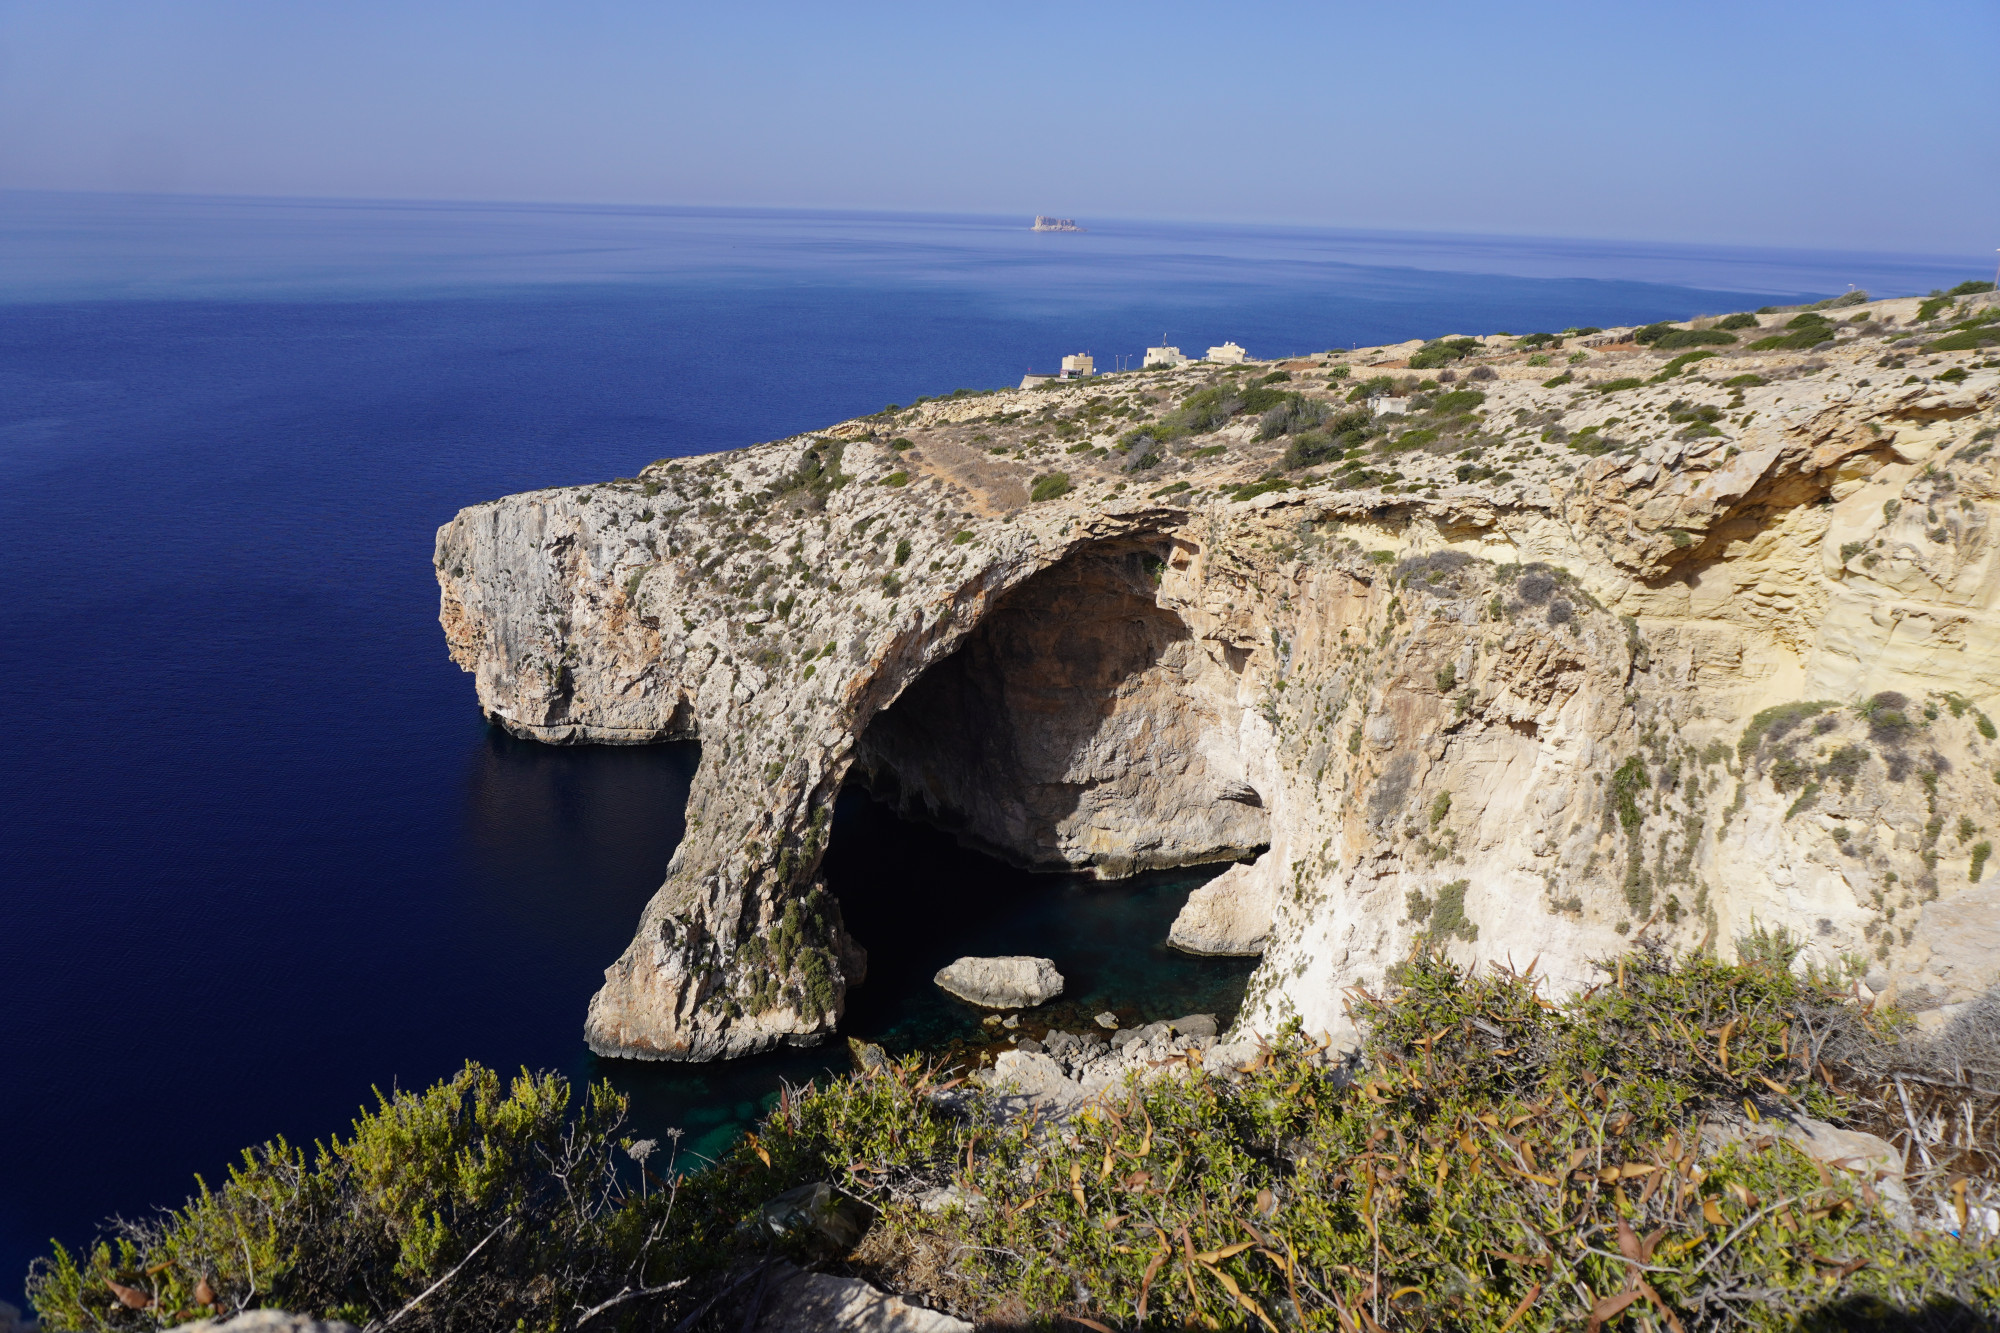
[30,952,2000,1332]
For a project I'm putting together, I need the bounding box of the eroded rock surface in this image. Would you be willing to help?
[437,292,2000,1060]
[1168,860,1275,954]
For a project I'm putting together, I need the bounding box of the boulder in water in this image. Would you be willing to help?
[933,956,1063,1008]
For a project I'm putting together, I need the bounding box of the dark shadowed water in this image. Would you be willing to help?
[1,192,1984,1303]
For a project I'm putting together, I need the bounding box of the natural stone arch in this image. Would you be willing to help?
[852,538,1270,879]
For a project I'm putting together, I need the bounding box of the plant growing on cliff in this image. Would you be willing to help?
[1407,336,1483,368]
[1029,472,1071,502]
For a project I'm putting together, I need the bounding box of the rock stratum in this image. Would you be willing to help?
[436,291,2000,1062]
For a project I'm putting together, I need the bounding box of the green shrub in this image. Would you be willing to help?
[1594,377,1647,395]
[1974,841,1993,882]
[798,954,1989,1329]
[1633,322,1677,345]
[1282,407,1374,471]
[880,471,910,487]
[1653,327,1738,349]
[1927,329,2000,353]
[1028,472,1071,502]
[1723,373,1767,387]
[1382,427,1438,453]
[1860,691,1913,744]
[1654,350,1720,380]
[1256,392,1338,440]
[1715,312,1760,330]
[893,537,912,566]
[1749,315,1835,352]
[1430,388,1487,414]
[61,960,1997,1333]
[1408,336,1483,369]
[28,1066,696,1333]
[1229,476,1293,502]
[1608,755,1650,831]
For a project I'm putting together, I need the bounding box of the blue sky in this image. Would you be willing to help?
[1,1,1994,255]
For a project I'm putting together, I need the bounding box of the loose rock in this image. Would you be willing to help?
[175,1317,359,1333]
[746,1262,972,1332]
[741,1183,874,1258]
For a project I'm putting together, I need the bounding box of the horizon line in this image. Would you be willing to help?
[2,185,1987,268]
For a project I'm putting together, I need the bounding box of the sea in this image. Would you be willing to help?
[0,189,1984,1303]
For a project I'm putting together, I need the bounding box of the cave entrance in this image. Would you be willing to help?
[817,782,1253,1055]
[852,539,1270,879]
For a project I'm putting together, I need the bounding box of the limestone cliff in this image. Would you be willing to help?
[436,291,2000,1060]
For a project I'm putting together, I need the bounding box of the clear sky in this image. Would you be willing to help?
[1,1,1994,255]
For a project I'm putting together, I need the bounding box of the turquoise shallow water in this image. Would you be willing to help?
[2,191,1987,1300]
[607,786,1253,1166]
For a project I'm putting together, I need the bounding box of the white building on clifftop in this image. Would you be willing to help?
[1144,344,1186,368]
[1206,341,1248,364]
[1060,352,1094,378]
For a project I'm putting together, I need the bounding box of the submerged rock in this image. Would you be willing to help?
[933,956,1063,1008]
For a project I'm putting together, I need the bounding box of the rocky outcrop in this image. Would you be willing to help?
[437,291,2000,1061]
[931,956,1063,1008]
[1167,859,1274,954]
[976,1016,1235,1115]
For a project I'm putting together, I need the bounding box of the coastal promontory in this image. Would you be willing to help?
[436,290,2000,1062]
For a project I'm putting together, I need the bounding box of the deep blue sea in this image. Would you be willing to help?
[0,191,1985,1304]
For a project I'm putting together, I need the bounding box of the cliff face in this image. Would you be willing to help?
[436,292,2000,1060]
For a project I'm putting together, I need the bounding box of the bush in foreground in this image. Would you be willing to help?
[31,954,2000,1330]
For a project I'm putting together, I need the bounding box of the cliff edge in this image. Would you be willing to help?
[436,291,2000,1061]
